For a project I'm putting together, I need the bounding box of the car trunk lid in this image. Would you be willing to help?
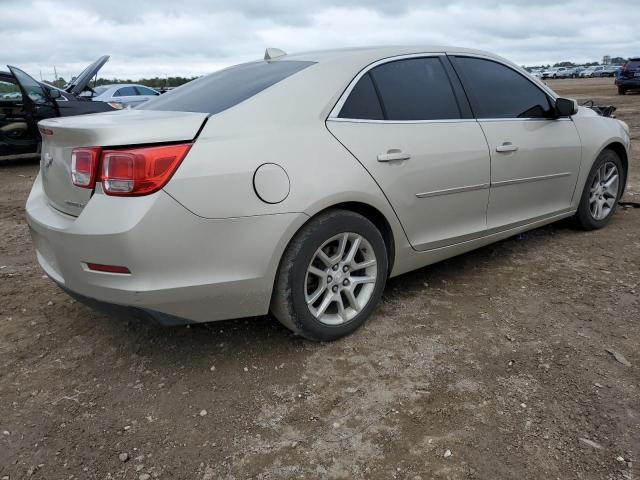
[38,109,208,216]
[64,55,110,95]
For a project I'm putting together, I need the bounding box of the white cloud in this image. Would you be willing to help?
[1,0,637,80]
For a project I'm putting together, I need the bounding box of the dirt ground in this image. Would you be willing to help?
[1,77,638,480]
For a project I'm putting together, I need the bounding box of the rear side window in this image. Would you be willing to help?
[338,73,383,120]
[373,58,460,120]
[139,60,314,114]
[135,86,158,96]
[453,57,553,119]
[340,57,461,121]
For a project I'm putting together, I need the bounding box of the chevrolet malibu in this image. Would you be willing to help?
[26,46,631,341]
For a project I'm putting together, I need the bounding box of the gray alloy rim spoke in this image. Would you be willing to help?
[304,232,378,326]
[589,161,619,221]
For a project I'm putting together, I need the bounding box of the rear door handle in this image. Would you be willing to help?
[496,143,519,153]
[377,150,411,162]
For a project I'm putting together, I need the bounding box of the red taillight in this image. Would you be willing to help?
[71,147,101,188]
[86,263,131,274]
[99,143,192,196]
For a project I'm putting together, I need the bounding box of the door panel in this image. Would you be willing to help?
[480,119,581,228]
[449,55,583,229]
[327,120,491,250]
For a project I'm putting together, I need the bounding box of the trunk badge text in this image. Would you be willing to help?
[44,152,54,168]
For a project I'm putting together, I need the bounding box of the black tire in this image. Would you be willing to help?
[271,209,388,341]
[575,149,625,230]
[618,86,627,95]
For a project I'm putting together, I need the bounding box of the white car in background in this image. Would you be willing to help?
[91,84,160,108]
[542,67,571,79]
[26,46,630,341]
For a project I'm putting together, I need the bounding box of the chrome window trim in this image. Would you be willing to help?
[327,117,476,125]
[477,117,571,122]
[328,51,563,124]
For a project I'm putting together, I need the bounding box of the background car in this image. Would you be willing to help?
[588,65,607,77]
[616,57,640,94]
[26,46,630,342]
[580,66,596,77]
[1,56,117,160]
[92,84,160,108]
[567,66,585,78]
[542,67,570,79]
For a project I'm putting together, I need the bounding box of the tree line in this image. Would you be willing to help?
[44,76,198,90]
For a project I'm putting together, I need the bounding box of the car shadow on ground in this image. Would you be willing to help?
[79,219,581,364]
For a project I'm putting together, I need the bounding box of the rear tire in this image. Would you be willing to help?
[271,209,388,341]
[575,149,624,230]
[618,86,627,95]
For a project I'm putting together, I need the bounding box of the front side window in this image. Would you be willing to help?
[453,57,553,119]
[339,57,461,121]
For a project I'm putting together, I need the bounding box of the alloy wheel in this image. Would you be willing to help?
[304,232,377,326]
[589,161,619,220]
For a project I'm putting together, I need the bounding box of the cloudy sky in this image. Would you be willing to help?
[2,0,638,81]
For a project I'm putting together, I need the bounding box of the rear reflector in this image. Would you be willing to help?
[86,263,131,274]
[100,143,192,196]
[71,147,101,188]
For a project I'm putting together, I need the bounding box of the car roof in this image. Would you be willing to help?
[280,45,509,64]
[98,83,154,88]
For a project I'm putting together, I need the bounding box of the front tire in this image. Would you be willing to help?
[271,209,388,341]
[575,149,624,230]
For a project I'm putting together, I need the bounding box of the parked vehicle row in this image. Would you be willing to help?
[529,64,623,79]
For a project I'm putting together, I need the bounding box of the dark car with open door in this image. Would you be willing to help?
[1,55,117,160]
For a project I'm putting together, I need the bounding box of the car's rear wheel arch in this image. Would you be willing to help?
[318,202,395,275]
[271,202,395,297]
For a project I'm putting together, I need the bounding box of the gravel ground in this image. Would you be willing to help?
[0,77,638,479]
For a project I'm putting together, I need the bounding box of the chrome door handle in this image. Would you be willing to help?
[496,143,518,153]
[377,150,411,162]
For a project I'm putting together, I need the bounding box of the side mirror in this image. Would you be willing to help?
[555,97,578,117]
[48,88,62,99]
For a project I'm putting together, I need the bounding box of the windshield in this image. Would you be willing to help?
[139,60,314,115]
[93,86,109,95]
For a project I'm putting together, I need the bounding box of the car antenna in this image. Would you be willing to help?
[264,48,287,60]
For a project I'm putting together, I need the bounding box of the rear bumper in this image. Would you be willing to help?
[26,173,308,323]
[615,78,640,88]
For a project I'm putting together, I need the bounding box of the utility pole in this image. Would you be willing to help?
[54,65,58,82]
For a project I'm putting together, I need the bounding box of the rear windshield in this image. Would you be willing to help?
[138,60,314,114]
[627,60,640,69]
